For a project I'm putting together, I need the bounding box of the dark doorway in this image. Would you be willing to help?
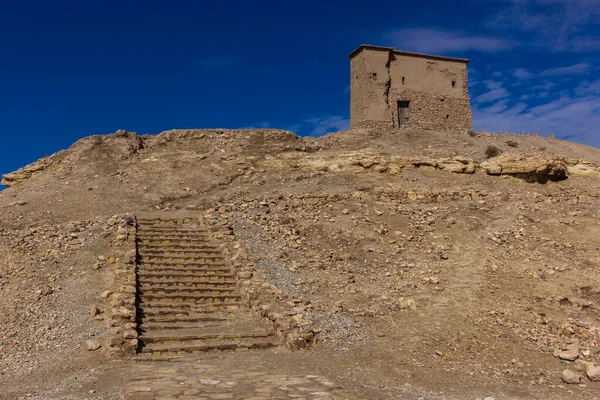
[397,101,410,127]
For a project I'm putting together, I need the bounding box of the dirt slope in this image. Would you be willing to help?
[2,128,600,399]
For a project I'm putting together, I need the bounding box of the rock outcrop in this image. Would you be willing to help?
[479,154,568,182]
[566,159,600,177]
[263,151,586,182]
[1,156,56,187]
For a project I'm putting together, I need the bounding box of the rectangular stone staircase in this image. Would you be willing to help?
[135,217,279,356]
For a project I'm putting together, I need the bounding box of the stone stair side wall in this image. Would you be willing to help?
[201,210,320,351]
[104,214,139,357]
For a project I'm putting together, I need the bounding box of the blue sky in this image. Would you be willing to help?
[1,0,599,181]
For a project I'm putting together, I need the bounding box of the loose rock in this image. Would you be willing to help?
[561,369,581,384]
[86,340,101,351]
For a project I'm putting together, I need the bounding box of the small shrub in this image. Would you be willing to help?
[469,130,477,137]
[506,140,519,148]
[539,146,547,152]
[485,145,502,158]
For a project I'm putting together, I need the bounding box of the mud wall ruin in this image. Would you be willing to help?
[349,45,473,132]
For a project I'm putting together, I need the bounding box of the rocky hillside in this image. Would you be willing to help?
[2,128,600,399]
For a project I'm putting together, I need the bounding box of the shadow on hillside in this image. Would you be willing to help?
[513,172,568,184]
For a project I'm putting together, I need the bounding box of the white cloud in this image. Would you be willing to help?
[482,99,509,113]
[306,115,350,136]
[474,80,510,103]
[241,121,272,129]
[285,124,303,133]
[513,68,533,80]
[576,80,600,95]
[540,63,591,76]
[475,88,510,103]
[473,85,600,147]
[383,28,513,54]
[531,82,556,91]
[486,0,600,51]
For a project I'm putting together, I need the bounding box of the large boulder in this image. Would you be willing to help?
[480,154,568,182]
[566,159,600,177]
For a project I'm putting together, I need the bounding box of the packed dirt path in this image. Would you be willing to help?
[126,354,364,400]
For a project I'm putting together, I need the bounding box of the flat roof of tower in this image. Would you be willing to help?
[348,44,470,64]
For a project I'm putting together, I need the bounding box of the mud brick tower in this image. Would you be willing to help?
[349,44,473,132]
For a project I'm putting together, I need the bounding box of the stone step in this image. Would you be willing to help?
[139,304,243,314]
[143,312,271,330]
[139,281,236,289]
[138,222,208,233]
[139,293,242,305]
[139,276,235,284]
[140,263,228,271]
[137,233,209,240]
[139,286,237,296]
[139,336,278,354]
[138,248,222,255]
[141,329,273,344]
[137,235,209,241]
[140,319,230,331]
[138,241,220,249]
[137,218,196,224]
[140,254,224,260]
[138,303,243,315]
[140,257,226,265]
[139,260,229,268]
[139,262,228,271]
[137,229,208,236]
[139,314,230,324]
[139,261,229,268]
[139,252,223,260]
[138,271,234,281]
[138,261,226,271]
[137,239,213,246]
[138,267,231,276]
[137,231,209,237]
[137,234,210,239]
[138,244,220,250]
[146,313,271,331]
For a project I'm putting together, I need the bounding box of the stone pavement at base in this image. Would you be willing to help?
[126,362,364,400]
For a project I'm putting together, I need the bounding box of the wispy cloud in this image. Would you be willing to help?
[473,79,600,147]
[475,96,600,145]
[576,80,600,95]
[306,115,350,137]
[482,99,510,113]
[486,0,600,51]
[531,82,556,91]
[242,117,350,137]
[383,28,513,54]
[467,1,600,143]
[285,124,303,133]
[242,121,272,129]
[540,63,591,76]
[474,80,510,103]
[195,56,237,67]
[513,68,533,80]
